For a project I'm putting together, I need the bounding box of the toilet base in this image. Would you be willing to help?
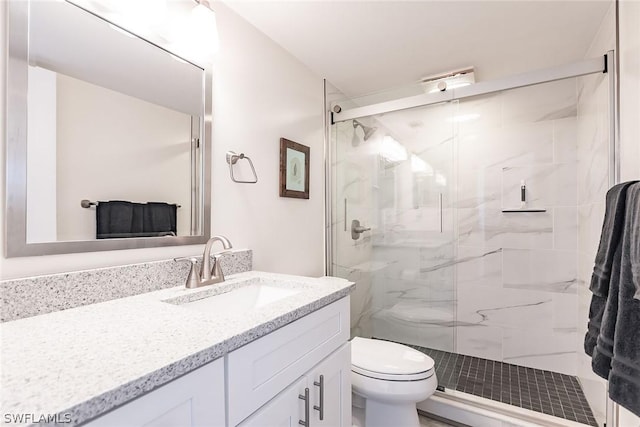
[352,393,421,427]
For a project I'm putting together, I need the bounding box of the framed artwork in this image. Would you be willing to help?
[279,138,310,199]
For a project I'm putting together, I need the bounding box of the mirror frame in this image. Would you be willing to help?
[5,0,212,257]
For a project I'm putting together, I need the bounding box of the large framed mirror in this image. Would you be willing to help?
[6,0,212,257]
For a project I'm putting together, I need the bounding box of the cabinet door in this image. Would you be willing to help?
[227,297,350,426]
[85,358,225,427]
[238,377,308,427]
[307,343,351,427]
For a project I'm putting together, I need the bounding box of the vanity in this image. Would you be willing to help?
[0,272,354,427]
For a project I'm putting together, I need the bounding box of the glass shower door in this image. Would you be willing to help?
[331,100,457,353]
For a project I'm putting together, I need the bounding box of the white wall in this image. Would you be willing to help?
[209,2,325,277]
[619,0,640,182]
[0,1,324,279]
[26,66,57,243]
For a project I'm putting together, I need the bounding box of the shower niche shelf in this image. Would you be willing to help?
[501,208,547,213]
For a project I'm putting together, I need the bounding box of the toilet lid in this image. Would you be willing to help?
[351,337,435,378]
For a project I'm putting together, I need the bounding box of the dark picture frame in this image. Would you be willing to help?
[279,138,310,199]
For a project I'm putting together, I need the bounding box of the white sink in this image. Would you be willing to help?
[177,282,302,315]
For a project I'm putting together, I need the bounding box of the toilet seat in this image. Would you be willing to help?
[351,337,435,381]
[352,365,434,381]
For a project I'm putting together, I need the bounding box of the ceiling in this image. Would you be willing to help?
[221,0,612,98]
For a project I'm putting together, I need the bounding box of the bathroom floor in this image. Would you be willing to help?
[411,344,599,427]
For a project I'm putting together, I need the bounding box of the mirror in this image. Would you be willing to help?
[6,0,212,256]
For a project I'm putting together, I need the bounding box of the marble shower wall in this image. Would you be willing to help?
[332,79,582,375]
[454,79,580,376]
[368,102,458,352]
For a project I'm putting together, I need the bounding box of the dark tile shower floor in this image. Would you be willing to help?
[405,343,599,426]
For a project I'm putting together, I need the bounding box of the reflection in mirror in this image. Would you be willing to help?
[26,1,203,243]
[6,0,213,256]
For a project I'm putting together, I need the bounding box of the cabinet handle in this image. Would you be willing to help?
[299,387,310,426]
[313,375,324,420]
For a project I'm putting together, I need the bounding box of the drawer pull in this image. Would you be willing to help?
[299,387,310,426]
[313,375,324,420]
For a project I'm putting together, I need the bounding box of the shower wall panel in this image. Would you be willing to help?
[454,79,580,376]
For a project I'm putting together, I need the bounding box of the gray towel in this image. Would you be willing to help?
[591,243,622,378]
[585,181,637,357]
[608,182,640,416]
[96,201,177,239]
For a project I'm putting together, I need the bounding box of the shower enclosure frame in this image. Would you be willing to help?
[325,51,618,275]
[324,51,621,426]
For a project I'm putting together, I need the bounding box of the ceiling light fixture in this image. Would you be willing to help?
[420,67,475,93]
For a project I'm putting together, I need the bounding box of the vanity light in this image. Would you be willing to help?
[168,0,219,62]
[84,0,218,63]
[191,0,219,56]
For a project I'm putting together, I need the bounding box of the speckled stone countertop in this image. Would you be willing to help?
[0,271,354,427]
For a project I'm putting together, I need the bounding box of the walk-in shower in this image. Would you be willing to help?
[326,52,617,427]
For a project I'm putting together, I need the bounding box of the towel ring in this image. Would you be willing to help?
[226,151,258,184]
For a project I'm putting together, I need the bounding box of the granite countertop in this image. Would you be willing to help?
[0,271,354,427]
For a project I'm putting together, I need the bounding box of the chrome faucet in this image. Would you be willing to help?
[175,235,233,288]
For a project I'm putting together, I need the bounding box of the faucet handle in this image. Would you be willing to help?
[174,257,200,289]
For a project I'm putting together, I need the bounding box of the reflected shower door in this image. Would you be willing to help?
[331,100,457,353]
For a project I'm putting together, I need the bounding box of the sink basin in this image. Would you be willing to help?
[176,282,302,315]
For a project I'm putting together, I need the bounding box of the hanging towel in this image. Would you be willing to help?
[96,201,141,239]
[584,181,637,359]
[143,202,177,235]
[591,243,622,379]
[608,182,640,416]
[96,201,177,239]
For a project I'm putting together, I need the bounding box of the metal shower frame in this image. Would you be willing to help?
[324,51,619,277]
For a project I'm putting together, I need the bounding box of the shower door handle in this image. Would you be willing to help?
[438,193,443,233]
[351,219,371,240]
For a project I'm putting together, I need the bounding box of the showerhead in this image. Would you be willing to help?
[353,119,377,142]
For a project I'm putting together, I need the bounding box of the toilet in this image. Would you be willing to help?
[351,337,437,427]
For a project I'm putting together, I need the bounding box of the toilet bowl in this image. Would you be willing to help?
[351,337,437,427]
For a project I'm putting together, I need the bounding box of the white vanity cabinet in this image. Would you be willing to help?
[305,343,351,427]
[82,297,351,427]
[229,297,351,427]
[238,343,351,427]
[237,377,308,427]
[85,358,225,427]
